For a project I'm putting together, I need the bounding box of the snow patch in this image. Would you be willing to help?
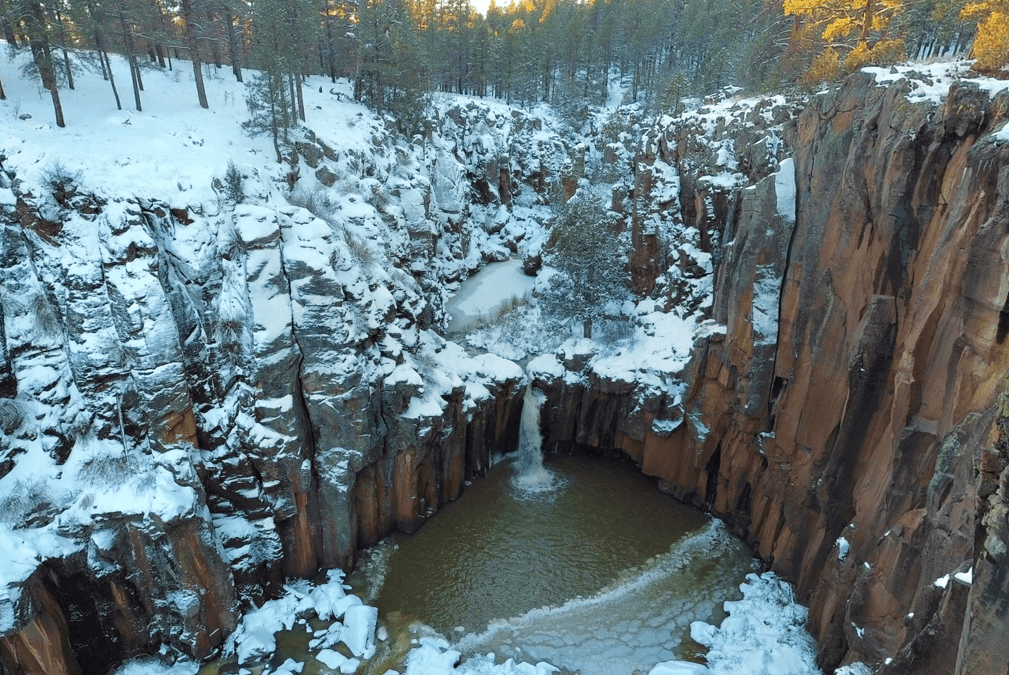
[686,572,820,675]
[774,158,796,223]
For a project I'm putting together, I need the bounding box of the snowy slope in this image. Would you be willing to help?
[0,45,581,658]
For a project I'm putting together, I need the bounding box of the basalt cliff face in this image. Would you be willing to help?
[0,97,553,675]
[536,73,1009,673]
[3,69,1009,675]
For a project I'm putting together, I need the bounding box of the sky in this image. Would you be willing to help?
[470,0,493,16]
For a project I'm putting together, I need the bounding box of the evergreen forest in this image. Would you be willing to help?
[0,0,1004,132]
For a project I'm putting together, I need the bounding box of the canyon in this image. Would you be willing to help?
[1,59,1008,675]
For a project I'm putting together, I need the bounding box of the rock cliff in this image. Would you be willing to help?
[0,90,565,675]
[3,61,1009,675]
[533,69,1009,673]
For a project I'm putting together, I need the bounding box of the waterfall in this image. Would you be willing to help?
[512,383,556,492]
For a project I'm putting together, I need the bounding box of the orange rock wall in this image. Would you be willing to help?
[540,76,1009,673]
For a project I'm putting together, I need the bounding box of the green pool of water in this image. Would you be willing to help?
[350,454,756,675]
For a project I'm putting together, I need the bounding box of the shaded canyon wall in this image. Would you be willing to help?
[536,74,1009,674]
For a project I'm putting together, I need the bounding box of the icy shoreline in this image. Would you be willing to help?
[113,557,825,675]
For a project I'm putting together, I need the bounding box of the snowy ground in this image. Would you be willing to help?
[860,59,1009,104]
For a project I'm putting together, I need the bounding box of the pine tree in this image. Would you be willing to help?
[71,0,123,108]
[355,0,429,135]
[179,0,209,107]
[543,191,628,339]
[246,0,294,161]
[784,0,906,74]
[962,0,1009,70]
[13,0,67,126]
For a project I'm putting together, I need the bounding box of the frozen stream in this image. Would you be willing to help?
[349,455,756,675]
[445,259,536,333]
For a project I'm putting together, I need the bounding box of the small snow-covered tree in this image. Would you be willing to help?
[245,69,292,163]
[542,191,628,339]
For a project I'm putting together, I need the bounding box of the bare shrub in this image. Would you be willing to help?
[596,318,637,347]
[288,189,319,216]
[0,399,26,434]
[0,478,52,527]
[42,161,82,194]
[31,293,62,338]
[344,230,374,267]
[471,294,531,331]
[78,451,136,487]
[0,292,25,317]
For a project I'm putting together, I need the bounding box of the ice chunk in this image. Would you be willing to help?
[331,593,364,619]
[342,605,378,657]
[317,649,360,673]
[311,574,348,620]
[649,662,711,674]
[237,627,277,664]
[834,664,871,675]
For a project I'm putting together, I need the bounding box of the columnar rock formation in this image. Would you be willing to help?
[3,67,1009,675]
[535,74,1009,673]
[0,99,551,675]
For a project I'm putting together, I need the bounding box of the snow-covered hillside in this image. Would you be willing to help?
[0,42,825,675]
[0,45,591,669]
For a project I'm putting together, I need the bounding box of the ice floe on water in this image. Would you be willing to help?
[451,520,753,675]
[395,637,559,675]
[112,559,825,675]
[445,259,537,334]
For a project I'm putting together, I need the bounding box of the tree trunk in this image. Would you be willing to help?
[208,6,221,69]
[582,318,592,339]
[61,44,74,89]
[155,9,171,69]
[268,74,282,163]
[87,2,121,108]
[288,72,298,123]
[224,9,242,82]
[2,19,17,47]
[295,68,305,121]
[0,71,5,99]
[155,43,166,67]
[181,0,209,108]
[53,9,74,90]
[323,0,336,82]
[860,0,876,45]
[27,3,65,127]
[102,49,122,109]
[119,4,142,110]
[97,42,108,79]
